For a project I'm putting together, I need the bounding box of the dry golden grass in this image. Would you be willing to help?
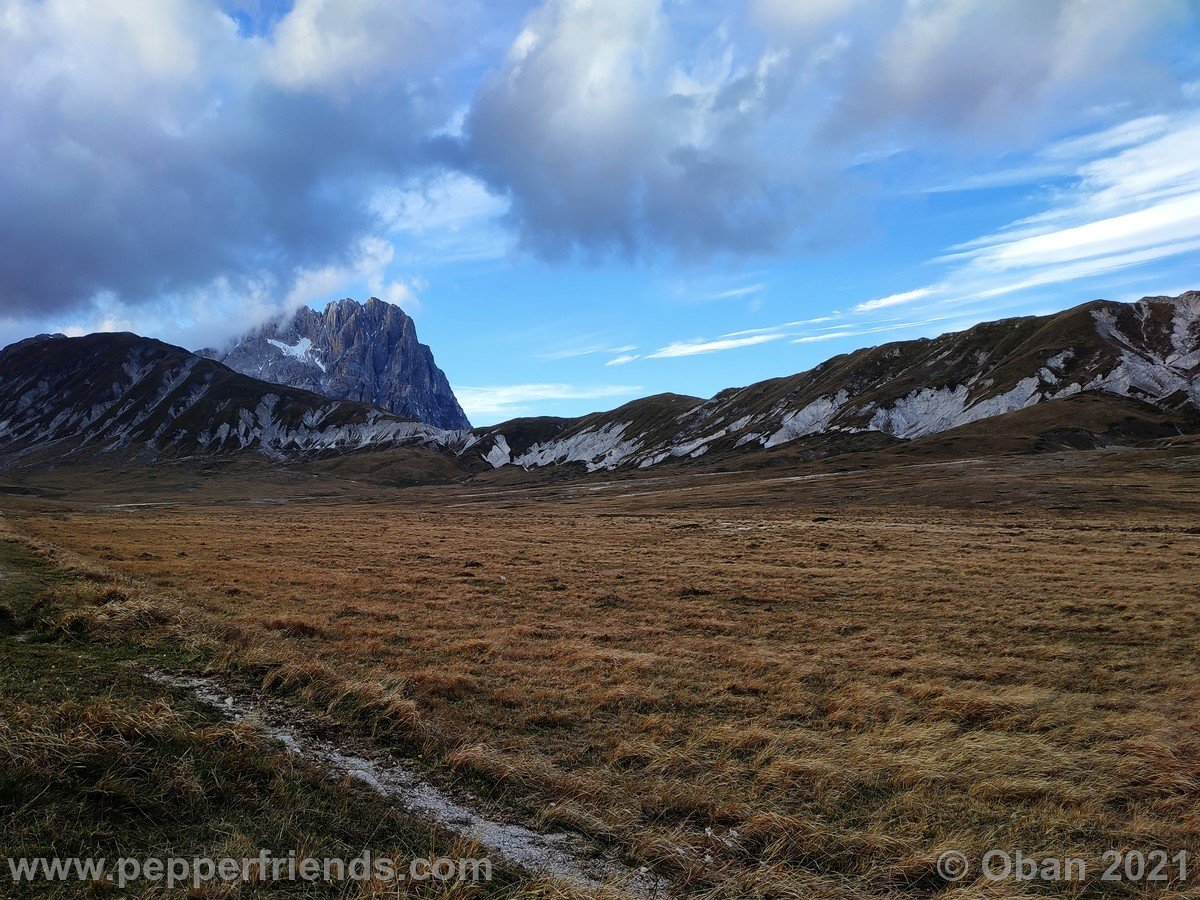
[9,452,1200,897]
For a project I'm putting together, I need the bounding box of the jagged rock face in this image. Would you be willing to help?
[200,298,470,430]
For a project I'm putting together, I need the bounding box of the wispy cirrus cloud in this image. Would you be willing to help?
[853,288,933,313]
[697,107,1200,343]
[865,110,1200,316]
[706,283,766,301]
[537,342,638,361]
[924,114,1175,193]
[453,383,641,419]
[645,107,1200,362]
[644,312,962,360]
[791,315,957,343]
[645,333,789,359]
[605,353,640,366]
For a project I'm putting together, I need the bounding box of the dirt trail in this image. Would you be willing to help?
[149,671,668,898]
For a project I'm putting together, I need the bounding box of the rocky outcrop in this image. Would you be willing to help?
[200,298,470,430]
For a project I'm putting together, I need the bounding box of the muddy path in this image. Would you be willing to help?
[148,670,669,898]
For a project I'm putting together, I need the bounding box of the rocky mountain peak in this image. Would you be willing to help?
[200,298,470,430]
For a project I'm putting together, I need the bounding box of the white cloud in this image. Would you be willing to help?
[707,283,766,301]
[646,333,787,358]
[836,109,1200,321]
[537,341,638,361]
[718,313,843,339]
[791,315,957,343]
[283,236,416,311]
[464,0,819,260]
[266,0,461,90]
[853,288,933,313]
[925,115,1175,193]
[938,111,1200,297]
[453,383,641,418]
[792,330,860,343]
[373,172,510,263]
[0,0,454,334]
[605,353,639,366]
[796,0,1190,138]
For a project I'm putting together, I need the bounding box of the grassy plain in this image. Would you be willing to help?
[5,445,1200,897]
[0,539,563,899]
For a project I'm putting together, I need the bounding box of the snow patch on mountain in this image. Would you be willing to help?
[764,391,849,448]
[1092,304,1200,405]
[267,337,326,372]
[483,435,511,468]
[511,423,639,472]
[869,378,1046,440]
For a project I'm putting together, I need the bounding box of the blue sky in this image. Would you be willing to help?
[2,1,1199,424]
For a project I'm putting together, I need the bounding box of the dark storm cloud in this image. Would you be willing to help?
[1,85,436,316]
[0,0,465,322]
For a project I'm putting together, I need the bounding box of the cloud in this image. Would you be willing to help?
[936,111,1200,299]
[0,0,461,337]
[537,342,638,361]
[928,115,1176,193]
[605,353,639,366]
[650,105,1200,357]
[372,171,510,263]
[460,0,816,262]
[792,330,859,343]
[719,313,843,339]
[646,333,787,358]
[265,0,463,90]
[0,0,1194,350]
[707,283,766,301]
[452,0,1192,264]
[791,315,956,343]
[758,0,1192,140]
[829,109,1200,321]
[453,383,641,418]
[853,288,933,313]
[644,310,969,361]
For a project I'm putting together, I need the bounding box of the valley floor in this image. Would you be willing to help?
[4,446,1200,897]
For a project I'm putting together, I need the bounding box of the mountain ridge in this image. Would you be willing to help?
[0,331,465,464]
[2,291,1198,474]
[469,292,1200,470]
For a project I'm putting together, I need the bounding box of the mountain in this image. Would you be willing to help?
[471,291,1200,471]
[0,332,465,463]
[199,298,470,430]
[2,291,1197,474]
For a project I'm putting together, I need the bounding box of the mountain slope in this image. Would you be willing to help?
[471,291,1200,471]
[0,332,464,463]
[3,291,1197,474]
[200,298,470,430]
